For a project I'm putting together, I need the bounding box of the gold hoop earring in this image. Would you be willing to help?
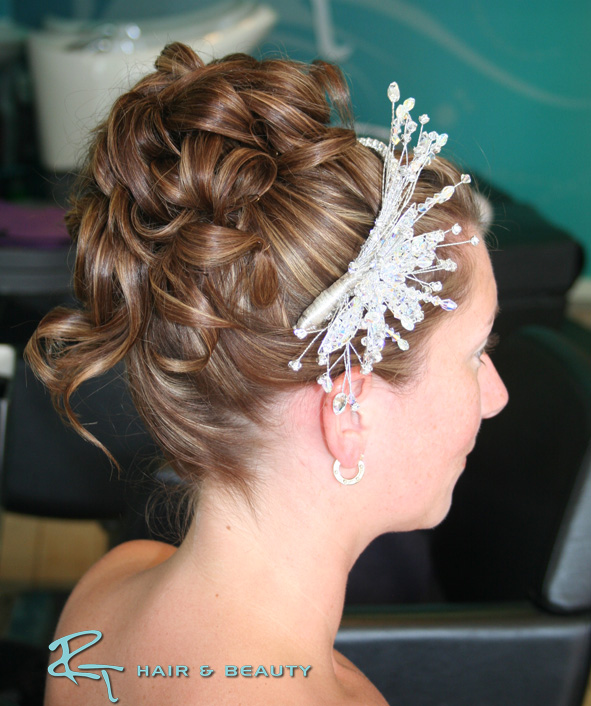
[333,455,365,486]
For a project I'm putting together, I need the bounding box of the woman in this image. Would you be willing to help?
[27,43,507,705]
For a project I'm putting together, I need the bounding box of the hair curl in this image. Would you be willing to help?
[25,43,484,500]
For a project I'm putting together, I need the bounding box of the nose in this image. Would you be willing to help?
[480,355,509,419]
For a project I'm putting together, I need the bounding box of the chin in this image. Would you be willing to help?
[421,495,454,529]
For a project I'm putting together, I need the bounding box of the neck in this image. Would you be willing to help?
[166,475,363,658]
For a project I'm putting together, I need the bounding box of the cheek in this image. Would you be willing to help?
[460,376,483,440]
[438,372,482,449]
[459,373,481,416]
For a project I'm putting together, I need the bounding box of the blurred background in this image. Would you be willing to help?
[0,0,589,271]
[0,2,590,705]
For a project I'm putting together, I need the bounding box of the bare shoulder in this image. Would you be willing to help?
[46,540,177,706]
[71,539,175,594]
[80,539,177,585]
[56,539,176,632]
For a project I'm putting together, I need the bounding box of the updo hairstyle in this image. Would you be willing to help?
[25,43,484,499]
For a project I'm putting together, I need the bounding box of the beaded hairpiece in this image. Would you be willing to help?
[288,82,479,414]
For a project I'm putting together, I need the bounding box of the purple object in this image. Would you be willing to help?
[0,200,70,249]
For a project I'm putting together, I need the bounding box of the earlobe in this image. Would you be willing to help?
[321,370,372,469]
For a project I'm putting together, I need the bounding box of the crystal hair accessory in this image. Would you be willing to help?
[288,81,479,411]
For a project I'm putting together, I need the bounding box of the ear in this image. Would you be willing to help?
[321,369,372,468]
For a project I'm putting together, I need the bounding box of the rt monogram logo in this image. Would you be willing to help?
[47,630,124,703]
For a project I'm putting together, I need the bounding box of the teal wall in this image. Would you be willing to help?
[261,0,591,274]
[9,0,591,272]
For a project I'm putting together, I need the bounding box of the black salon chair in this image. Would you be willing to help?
[1,357,160,528]
[337,325,591,706]
[0,354,164,705]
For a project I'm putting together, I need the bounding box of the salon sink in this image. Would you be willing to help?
[28,2,276,171]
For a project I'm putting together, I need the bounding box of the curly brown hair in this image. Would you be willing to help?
[25,43,484,500]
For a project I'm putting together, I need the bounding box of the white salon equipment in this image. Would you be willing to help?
[28,1,276,171]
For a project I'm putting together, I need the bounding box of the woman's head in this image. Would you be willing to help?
[25,43,488,501]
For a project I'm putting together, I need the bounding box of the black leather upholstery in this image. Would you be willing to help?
[1,359,158,519]
[336,606,591,706]
[485,183,584,339]
[433,326,591,613]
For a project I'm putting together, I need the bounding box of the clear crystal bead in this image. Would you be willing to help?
[332,392,348,415]
[461,174,471,183]
[419,114,429,124]
[294,328,308,339]
[439,185,455,202]
[470,236,480,246]
[403,97,415,111]
[451,223,462,235]
[387,82,400,103]
[440,299,458,311]
[397,338,410,351]
[288,359,302,371]
[317,373,333,393]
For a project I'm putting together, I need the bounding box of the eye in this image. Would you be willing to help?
[475,332,499,364]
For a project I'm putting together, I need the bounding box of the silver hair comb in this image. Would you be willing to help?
[288,82,478,413]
